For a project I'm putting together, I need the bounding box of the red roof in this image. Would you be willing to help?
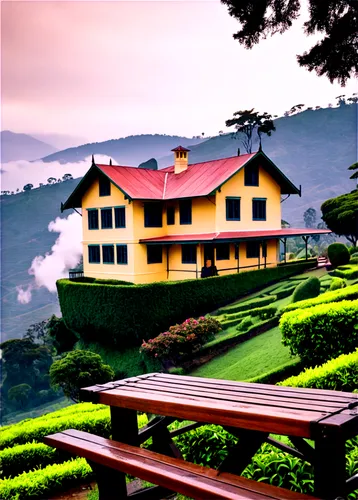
[62,150,300,209]
[139,228,331,244]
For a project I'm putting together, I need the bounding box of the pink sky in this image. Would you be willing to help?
[1,0,357,143]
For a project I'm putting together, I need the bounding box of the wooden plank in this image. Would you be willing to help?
[145,373,355,402]
[44,430,320,500]
[120,380,344,413]
[145,373,355,403]
[95,388,318,437]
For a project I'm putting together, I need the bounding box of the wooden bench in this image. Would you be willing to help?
[44,429,320,500]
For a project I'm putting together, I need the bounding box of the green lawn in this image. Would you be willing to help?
[190,327,298,381]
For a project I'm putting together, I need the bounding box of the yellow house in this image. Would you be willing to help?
[62,147,329,284]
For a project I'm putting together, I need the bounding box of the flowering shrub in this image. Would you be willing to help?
[140,317,221,362]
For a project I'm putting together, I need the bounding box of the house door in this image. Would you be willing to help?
[203,244,215,265]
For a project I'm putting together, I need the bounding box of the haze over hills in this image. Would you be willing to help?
[31,133,87,151]
[1,131,58,162]
[41,134,202,166]
[1,103,357,341]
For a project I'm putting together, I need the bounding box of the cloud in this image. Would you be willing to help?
[0,154,111,192]
[17,212,83,302]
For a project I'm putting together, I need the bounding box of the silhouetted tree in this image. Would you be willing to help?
[62,173,73,181]
[304,208,317,228]
[225,109,276,153]
[321,190,358,246]
[220,0,358,85]
[47,177,56,184]
[23,184,33,191]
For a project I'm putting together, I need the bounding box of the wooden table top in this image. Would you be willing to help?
[81,373,358,438]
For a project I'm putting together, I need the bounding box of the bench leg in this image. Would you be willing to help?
[111,406,139,445]
[220,428,268,475]
[314,431,346,499]
[88,461,128,499]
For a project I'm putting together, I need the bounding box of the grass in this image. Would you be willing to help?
[191,327,298,381]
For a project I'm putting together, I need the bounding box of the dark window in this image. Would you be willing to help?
[167,206,175,225]
[99,176,111,196]
[245,164,259,186]
[88,209,99,230]
[115,207,126,228]
[88,245,100,263]
[246,241,260,259]
[102,244,114,264]
[147,245,162,264]
[101,208,113,228]
[234,244,239,260]
[179,200,192,225]
[216,243,230,260]
[144,202,162,227]
[182,244,196,264]
[116,244,128,264]
[252,199,266,221]
[226,198,241,220]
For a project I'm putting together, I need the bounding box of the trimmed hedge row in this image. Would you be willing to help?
[280,299,358,365]
[282,283,358,314]
[330,265,358,280]
[218,305,277,329]
[0,442,62,478]
[278,349,358,392]
[57,261,315,347]
[214,295,277,316]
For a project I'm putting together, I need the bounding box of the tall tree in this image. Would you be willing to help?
[348,162,358,182]
[220,0,358,85]
[225,109,276,153]
[321,190,358,246]
[303,207,317,228]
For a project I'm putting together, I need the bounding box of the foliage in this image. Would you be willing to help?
[279,349,358,392]
[327,242,351,268]
[280,299,358,365]
[7,385,32,410]
[57,261,314,348]
[321,190,358,246]
[138,158,158,170]
[215,294,277,316]
[220,0,358,85]
[225,109,275,152]
[349,246,358,255]
[292,277,320,303]
[47,315,78,354]
[350,257,358,264]
[330,264,358,280]
[23,184,33,191]
[140,317,221,362]
[0,458,93,500]
[329,277,346,291]
[50,351,114,402]
[303,207,317,228]
[348,161,358,181]
[236,316,253,332]
[0,442,61,478]
[282,283,358,313]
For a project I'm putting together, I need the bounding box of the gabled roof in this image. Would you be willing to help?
[62,150,300,210]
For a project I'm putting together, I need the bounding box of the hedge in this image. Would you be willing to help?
[280,299,358,365]
[282,283,358,314]
[57,261,315,347]
[0,442,62,478]
[214,295,277,316]
[329,277,346,291]
[328,243,350,268]
[278,349,358,392]
[330,265,358,280]
[217,304,277,328]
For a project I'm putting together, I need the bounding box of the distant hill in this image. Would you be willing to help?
[31,133,86,150]
[1,131,58,162]
[40,134,202,165]
[1,180,80,341]
[157,104,357,225]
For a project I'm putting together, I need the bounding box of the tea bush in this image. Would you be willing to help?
[282,283,358,314]
[328,243,350,268]
[280,300,358,365]
[0,442,62,478]
[279,349,358,392]
[292,277,320,303]
[329,277,346,291]
[140,317,221,361]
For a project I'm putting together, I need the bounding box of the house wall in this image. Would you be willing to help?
[216,166,281,231]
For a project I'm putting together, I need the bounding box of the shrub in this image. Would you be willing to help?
[280,299,358,365]
[218,305,277,329]
[329,277,346,291]
[215,295,277,316]
[50,351,114,402]
[47,315,78,354]
[282,283,358,313]
[350,257,358,264]
[328,243,350,268]
[57,261,315,347]
[140,317,221,361]
[349,246,358,255]
[236,316,253,332]
[291,277,320,303]
[272,285,296,300]
[330,265,358,280]
[0,442,62,478]
[278,349,358,392]
[255,306,277,320]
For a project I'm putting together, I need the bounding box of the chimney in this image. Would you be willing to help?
[172,146,190,174]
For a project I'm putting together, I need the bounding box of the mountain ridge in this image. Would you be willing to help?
[1,130,58,162]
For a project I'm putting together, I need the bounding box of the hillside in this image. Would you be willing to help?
[157,104,357,224]
[1,130,57,162]
[1,180,80,341]
[40,134,201,165]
